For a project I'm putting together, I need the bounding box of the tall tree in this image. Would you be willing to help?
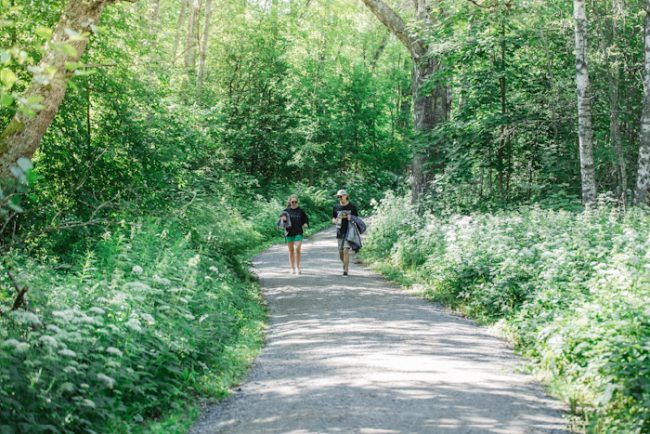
[636,0,650,205]
[0,0,126,178]
[361,0,448,203]
[573,0,597,204]
[197,0,213,95]
[184,0,201,75]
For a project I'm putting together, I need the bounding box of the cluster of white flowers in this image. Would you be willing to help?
[97,373,115,389]
[187,254,201,268]
[9,311,42,326]
[106,347,123,357]
[131,265,144,275]
[126,318,142,332]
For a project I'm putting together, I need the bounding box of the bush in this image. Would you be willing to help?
[363,194,650,433]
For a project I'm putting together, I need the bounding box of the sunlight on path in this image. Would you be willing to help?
[190,229,567,434]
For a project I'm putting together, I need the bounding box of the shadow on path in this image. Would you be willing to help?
[190,228,568,434]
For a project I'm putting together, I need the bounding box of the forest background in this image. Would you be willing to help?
[0,0,649,433]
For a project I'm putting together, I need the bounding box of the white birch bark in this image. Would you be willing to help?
[573,0,597,204]
[635,0,650,205]
[172,0,188,63]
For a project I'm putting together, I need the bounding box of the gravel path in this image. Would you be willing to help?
[190,228,568,434]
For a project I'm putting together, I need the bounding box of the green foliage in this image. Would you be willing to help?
[364,193,650,433]
[0,196,277,433]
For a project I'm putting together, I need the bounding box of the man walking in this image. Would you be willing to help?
[332,189,358,276]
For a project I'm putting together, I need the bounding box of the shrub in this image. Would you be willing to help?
[363,194,650,432]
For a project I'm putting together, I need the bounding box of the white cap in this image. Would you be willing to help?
[336,189,348,197]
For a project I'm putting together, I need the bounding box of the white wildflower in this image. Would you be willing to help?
[124,281,151,292]
[46,325,62,334]
[106,347,123,357]
[131,265,144,275]
[126,318,142,332]
[2,339,20,349]
[15,342,30,353]
[52,310,74,322]
[141,313,155,325]
[184,313,195,321]
[97,373,115,389]
[89,307,106,315]
[59,349,77,357]
[59,382,75,393]
[199,314,209,323]
[82,399,96,408]
[152,275,171,286]
[209,266,219,273]
[39,336,58,347]
[64,366,80,375]
[9,311,42,326]
[187,254,201,268]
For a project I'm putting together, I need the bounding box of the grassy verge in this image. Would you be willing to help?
[0,186,337,433]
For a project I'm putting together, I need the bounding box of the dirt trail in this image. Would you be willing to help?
[190,228,567,434]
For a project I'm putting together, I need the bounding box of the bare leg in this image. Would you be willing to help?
[295,241,303,273]
[342,248,350,274]
[287,242,295,273]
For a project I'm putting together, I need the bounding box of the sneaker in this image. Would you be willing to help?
[290,268,295,274]
[297,268,302,275]
[343,271,348,276]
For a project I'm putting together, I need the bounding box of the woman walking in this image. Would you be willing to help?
[280,195,309,274]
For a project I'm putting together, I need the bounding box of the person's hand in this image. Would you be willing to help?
[303,223,308,228]
[346,214,352,220]
[281,215,287,221]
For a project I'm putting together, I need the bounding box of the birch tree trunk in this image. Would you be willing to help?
[635,0,650,205]
[361,0,447,203]
[573,0,597,204]
[197,0,213,94]
[0,0,121,178]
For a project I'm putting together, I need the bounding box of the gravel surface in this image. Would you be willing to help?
[190,228,568,434]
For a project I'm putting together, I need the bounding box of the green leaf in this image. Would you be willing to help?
[0,68,17,89]
[35,27,53,40]
[0,91,12,107]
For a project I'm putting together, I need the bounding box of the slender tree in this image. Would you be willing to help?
[0,0,127,178]
[636,0,650,205]
[361,0,448,203]
[172,0,188,63]
[573,0,597,204]
[184,0,201,74]
[197,0,213,95]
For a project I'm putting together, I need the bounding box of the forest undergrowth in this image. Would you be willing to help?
[0,187,333,433]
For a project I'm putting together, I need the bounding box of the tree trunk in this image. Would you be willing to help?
[0,0,119,178]
[361,0,447,203]
[606,0,626,205]
[573,0,597,204]
[150,0,161,21]
[635,0,650,205]
[172,0,188,63]
[184,0,201,74]
[411,56,448,202]
[197,0,213,95]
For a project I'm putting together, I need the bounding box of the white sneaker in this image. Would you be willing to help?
[297,268,302,275]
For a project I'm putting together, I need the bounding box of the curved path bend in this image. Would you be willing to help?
[191,228,568,434]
